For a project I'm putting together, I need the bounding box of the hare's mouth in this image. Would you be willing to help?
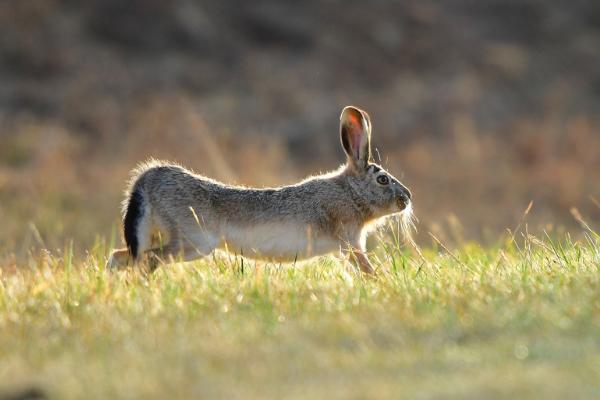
[396,198,408,211]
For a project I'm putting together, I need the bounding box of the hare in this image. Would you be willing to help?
[107,106,413,274]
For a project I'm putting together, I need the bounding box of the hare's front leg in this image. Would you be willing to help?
[350,249,375,274]
[340,243,374,274]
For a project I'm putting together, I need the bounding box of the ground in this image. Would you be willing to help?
[0,228,598,400]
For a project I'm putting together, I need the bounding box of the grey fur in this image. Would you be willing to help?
[108,106,412,274]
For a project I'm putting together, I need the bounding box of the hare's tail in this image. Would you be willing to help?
[123,186,145,260]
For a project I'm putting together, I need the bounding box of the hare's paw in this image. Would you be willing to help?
[106,248,131,270]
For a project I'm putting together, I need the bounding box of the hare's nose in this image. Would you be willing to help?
[399,187,411,203]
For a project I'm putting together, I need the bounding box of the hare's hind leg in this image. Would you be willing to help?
[106,248,131,269]
[147,229,218,268]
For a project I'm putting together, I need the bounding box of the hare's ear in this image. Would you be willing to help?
[340,106,371,170]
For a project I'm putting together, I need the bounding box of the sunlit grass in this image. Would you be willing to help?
[0,231,599,399]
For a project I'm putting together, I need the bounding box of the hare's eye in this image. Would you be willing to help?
[376,175,389,185]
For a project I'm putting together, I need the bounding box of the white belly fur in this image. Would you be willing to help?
[219,223,340,261]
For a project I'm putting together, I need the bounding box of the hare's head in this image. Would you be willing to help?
[340,106,412,219]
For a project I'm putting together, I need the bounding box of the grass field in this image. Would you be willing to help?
[0,224,598,400]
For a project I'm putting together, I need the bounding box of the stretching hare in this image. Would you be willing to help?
[107,106,412,274]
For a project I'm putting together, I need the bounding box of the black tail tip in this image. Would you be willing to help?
[123,188,143,259]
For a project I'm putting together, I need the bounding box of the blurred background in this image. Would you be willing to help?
[1,0,600,255]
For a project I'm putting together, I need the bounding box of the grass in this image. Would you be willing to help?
[0,229,599,400]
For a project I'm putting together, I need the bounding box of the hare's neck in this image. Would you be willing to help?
[340,178,376,224]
